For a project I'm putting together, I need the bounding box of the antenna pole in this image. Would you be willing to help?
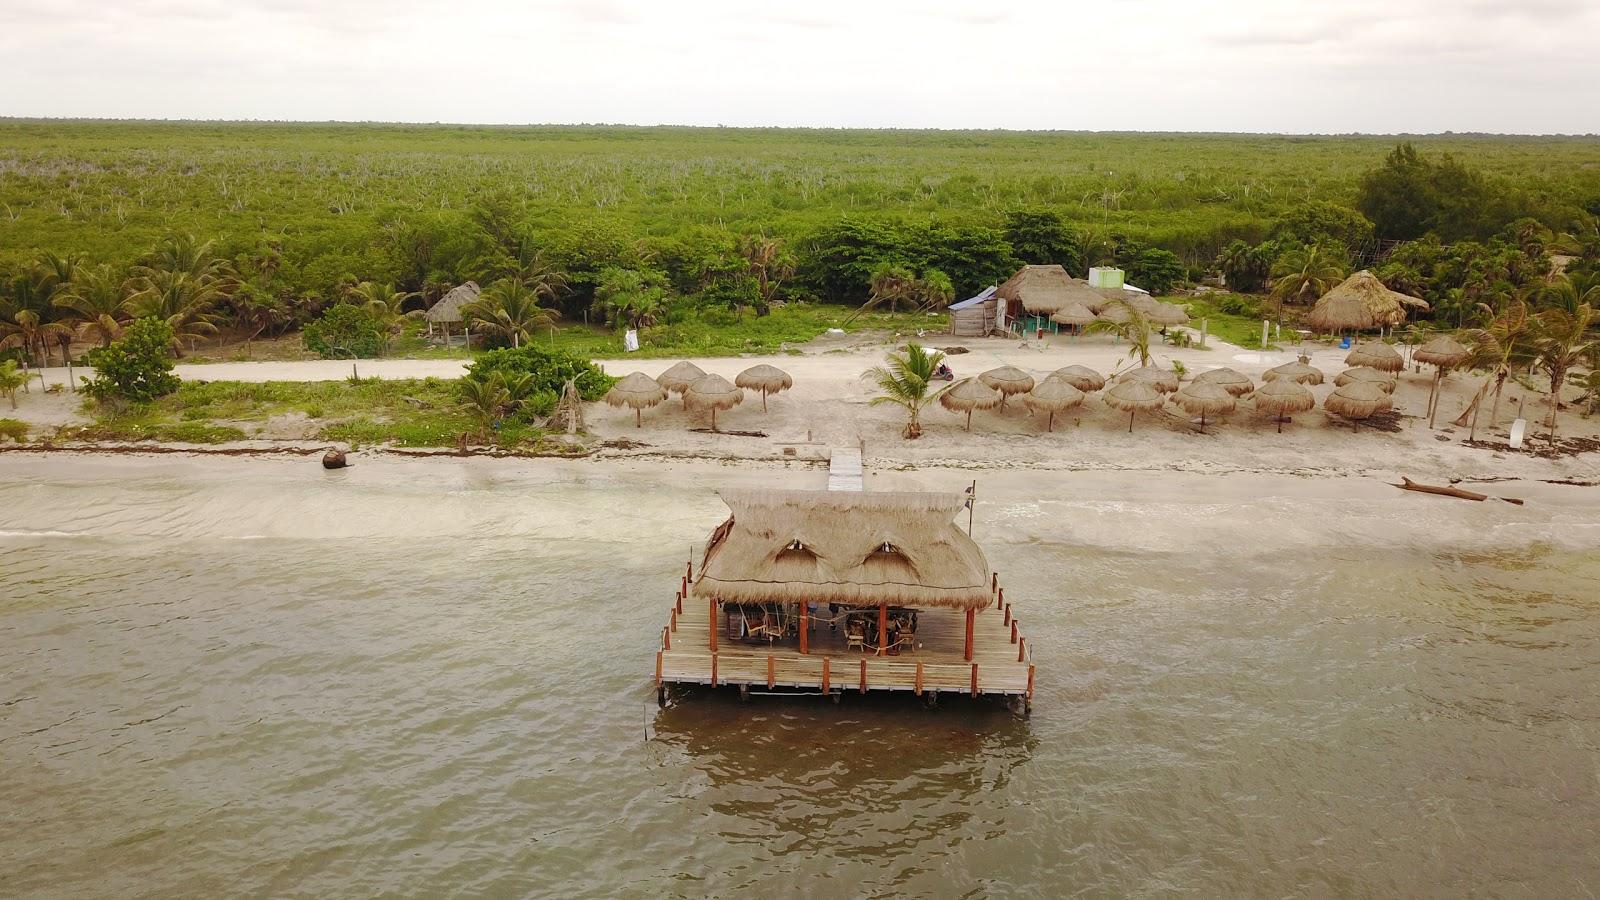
[967,479,976,537]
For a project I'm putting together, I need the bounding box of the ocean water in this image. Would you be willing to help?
[2,455,1597,896]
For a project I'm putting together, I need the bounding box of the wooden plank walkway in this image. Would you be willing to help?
[826,447,863,492]
[655,573,1034,699]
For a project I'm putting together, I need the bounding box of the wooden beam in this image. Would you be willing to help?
[859,659,868,694]
[1018,637,1026,662]
[964,608,975,661]
[662,626,670,651]
[708,597,718,653]
[655,651,662,688]
[670,607,677,631]
[766,656,775,689]
[970,663,979,697]
[877,603,888,655]
[798,604,808,655]
[1010,620,1018,644]
[914,662,924,696]
[1003,603,1011,627]
[997,587,1004,610]
[710,654,718,687]
[1393,476,1524,505]
[1026,665,1035,699]
[821,657,831,694]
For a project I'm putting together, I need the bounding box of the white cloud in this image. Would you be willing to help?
[0,0,1594,133]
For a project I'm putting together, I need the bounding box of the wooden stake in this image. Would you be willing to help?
[859,659,868,694]
[798,604,808,655]
[655,651,662,688]
[970,664,979,698]
[821,657,831,694]
[964,608,975,661]
[708,597,717,652]
[1026,665,1035,699]
[877,603,888,656]
[766,656,775,689]
[914,662,924,696]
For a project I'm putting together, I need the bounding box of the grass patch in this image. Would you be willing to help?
[0,418,28,442]
[1180,295,1282,351]
[535,304,948,359]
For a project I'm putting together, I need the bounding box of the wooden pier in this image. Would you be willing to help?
[656,566,1034,703]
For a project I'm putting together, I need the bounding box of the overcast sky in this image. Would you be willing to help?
[2,0,1596,134]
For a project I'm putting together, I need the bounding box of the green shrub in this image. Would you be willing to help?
[303,303,384,359]
[82,318,181,405]
[1217,295,1260,317]
[0,418,28,442]
[466,345,615,401]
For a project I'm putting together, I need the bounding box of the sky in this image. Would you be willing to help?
[1,0,1597,134]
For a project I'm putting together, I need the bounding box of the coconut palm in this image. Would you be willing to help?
[0,308,72,367]
[52,263,132,348]
[1087,298,1154,367]
[737,234,793,312]
[126,269,222,352]
[140,235,229,282]
[1460,297,1535,434]
[1531,303,1598,442]
[345,281,418,353]
[1535,272,1600,316]
[0,359,29,408]
[34,250,86,299]
[1269,244,1346,321]
[915,270,955,311]
[459,372,512,443]
[868,264,917,313]
[863,342,948,439]
[463,278,558,348]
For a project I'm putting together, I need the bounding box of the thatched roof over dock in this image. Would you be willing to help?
[693,489,992,610]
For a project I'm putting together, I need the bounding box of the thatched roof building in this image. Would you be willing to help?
[995,265,1105,315]
[425,281,480,324]
[692,489,992,610]
[1311,271,1428,331]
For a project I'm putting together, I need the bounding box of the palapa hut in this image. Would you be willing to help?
[1117,365,1180,394]
[1306,286,1377,334]
[1324,381,1392,431]
[994,265,1105,329]
[1414,334,1471,428]
[939,377,1002,431]
[1252,379,1316,433]
[978,365,1035,408]
[1263,357,1325,386]
[1049,302,1097,331]
[1317,271,1429,333]
[1051,365,1105,393]
[1345,341,1405,373]
[1173,381,1236,428]
[1334,366,1398,393]
[605,371,668,427]
[1023,378,1086,431]
[1103,379,1165,432]
[657,361,707,408]
[1193,367,1254,397]
[735,364,793,412]
[425,281,480,344]
[658,488,1038,705]
[684,373,743,431]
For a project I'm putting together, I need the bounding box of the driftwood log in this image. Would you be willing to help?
[1392,476,1523,505]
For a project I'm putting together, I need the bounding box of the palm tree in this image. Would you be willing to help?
[737,234,793,313]
[1461,297,1535,436]
[0,308,72,368]
[1536,272,1600,316]
[462,278,557,348]
[1269,244,1346,321]
[0,359,29,409]
[915,270,955,312]
[1531,303,1598,443]
[126,269,221,353]
[1087,298,1155,367]
[459,373,512,442]
[141,235,229,282]
[53,263,132,348]
[868,264,918,313]
[345,281,418,353]
[863,342,948,439]
[34,250,86,300]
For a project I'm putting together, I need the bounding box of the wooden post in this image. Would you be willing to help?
[655,651,662,688]
[710,654,718,687]
[687,560,693,581]
[663,626,671,651]
[675,591,682,614]
[1011,620,1018,644]
[1026,665,1035,699]
[708,597,718,653]
[970,664,979,698]
[997,587,1004,610]
[670,608,677,631]
[799,605,808,655]
[964,608,975,661]
[1003,603,1011,627]
[877,603,888,656]
[766,656,775,689]
[1018,637,1026,662]
[859,659,868,694]
[991,572,998,593]
[821,657,831,694]
[914,662,924,696]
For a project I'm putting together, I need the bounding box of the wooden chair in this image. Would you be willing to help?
[845,623,867,653]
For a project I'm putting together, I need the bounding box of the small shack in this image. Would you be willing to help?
[995,265,1107,333]
[948,285,997,337]
[424,281,480,344]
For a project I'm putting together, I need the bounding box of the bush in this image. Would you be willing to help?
[0,418,28,442]
[303,303,384,359]
[1216,295,1260,317]
[1122,247,1185,296]
[82,318,181,405]
[466,345,615,401]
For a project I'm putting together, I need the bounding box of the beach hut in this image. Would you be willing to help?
[1173,381,1236,428]
[1252,380,1315,433]
[657,489,1038,706]
[657,361,707,408]
[1324,381,1393,431]
[605,372,668,427]
[1051,365,1105,393]
[425,281,480,345]
[1334,366,1398,393]
[979,365,1035,408]
[1317,271,1429,333]
[1306,286,1378,335]
[1103,379,1165,432]
[1117,365,1180,394]
[684,373,743,431]
[1414,334,1471,428]
[1263,357,1325,386]
[1193,367,1254,397]
[939,378,1002,431]
[948,286,998,337]
[994,265,1105,331]
[1022,378,1086,431]
[735,364,793,412]
[1345,342,1405,373]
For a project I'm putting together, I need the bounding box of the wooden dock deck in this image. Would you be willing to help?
[655,569,1034,702]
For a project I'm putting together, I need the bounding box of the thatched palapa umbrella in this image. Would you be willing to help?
[939,377,1001,431]
[605,371,668,428]
[979,365,1035,409]
[657,361,706,408]
[1097,302,1133,324]
[1193,367,1254,396]
[1173,381,1236,428]
[1252,379,1315,433]
[1263,356,1325,386]
[1318,270,1428,334]
[1414,334,1470,428]
[1023,378,1085,432]
[684,373,743,431]
[735,364,792,412]
[1146,302,1190,327]
[1334,366,1397,393]
[1051,365,1105,393]
[1324,381,1393,432]
[1118,365,1179,394]
[1344,342,1404,373]
[1103,379,1165,432]
[1050,302,1097,330]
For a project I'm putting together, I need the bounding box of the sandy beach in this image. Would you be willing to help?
[9,331,1599,485]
